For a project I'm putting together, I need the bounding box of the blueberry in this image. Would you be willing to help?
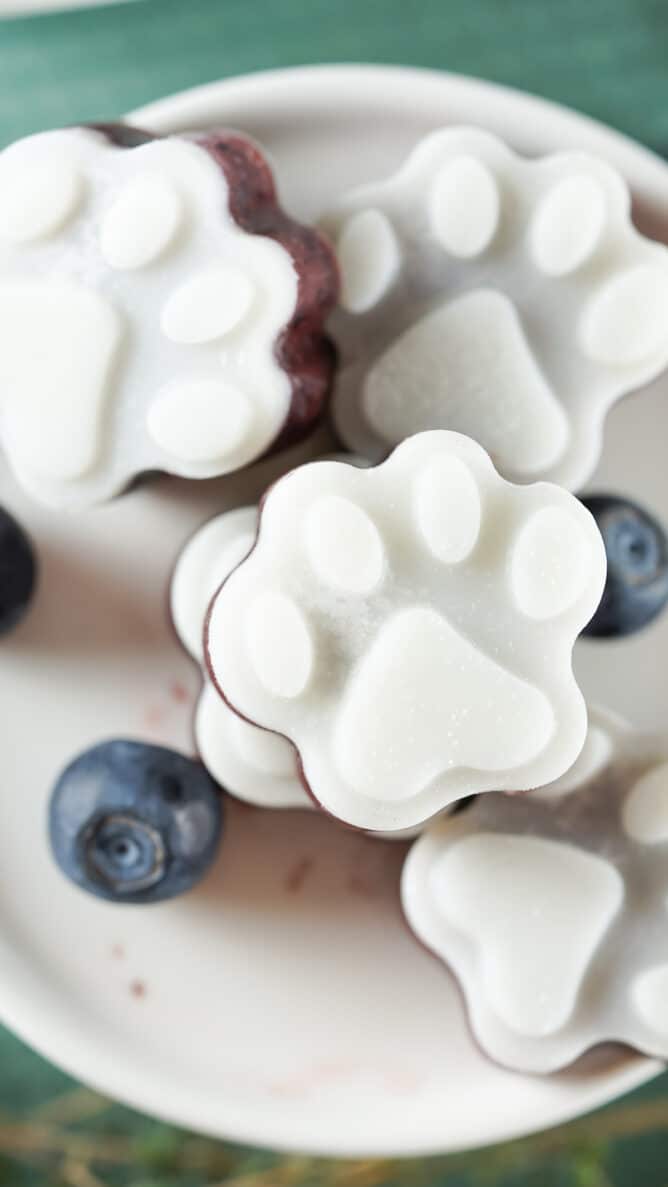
[48,740,223,904]
[0,506,36,636]
[581,494,668,638]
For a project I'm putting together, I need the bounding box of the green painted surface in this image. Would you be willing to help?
[1,0,668,1181]
[1,0,668,152]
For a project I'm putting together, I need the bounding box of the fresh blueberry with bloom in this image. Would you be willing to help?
[49,740,223,904]
[0,505,36,636]
[581,494,668,638]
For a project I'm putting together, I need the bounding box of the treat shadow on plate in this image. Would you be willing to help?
[559,1041,651,1082]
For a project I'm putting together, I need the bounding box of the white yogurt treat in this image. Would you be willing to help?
[171,472,424,833]
[206,431,606,832]
[0,125,336,507]
[321,127,668,491]
[171,503,307,809]
[402,708,668,1072]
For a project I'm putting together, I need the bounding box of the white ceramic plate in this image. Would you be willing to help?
[1,65,667,1158]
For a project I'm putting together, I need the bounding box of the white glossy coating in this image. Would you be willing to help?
[207,431,606,831]
[195,683,307,809]
[333,606,554,801]
[337,209,400,313]
[322,127,668,491]
[171,504,258,663]
[170,501,308,809]
[0,281,123,482]
[414,455,481,564]
[245,592,314,699]
[429,155,500,258]
[161,267,255,343]
[305,495,385,593]
[581,265,668,366]
[0,155,82,243]
[146,380,252,463]
[402,708,668,1071]
[0,127,298,506]
[171,473,431,819]
[362,290,569,478]
[432,834,622,1037]
[529,175,606,276]
[99,172,183,269]
[511,506,592,621]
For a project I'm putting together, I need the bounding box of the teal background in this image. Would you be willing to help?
[2,0,668,1182]
[2,0,668,151]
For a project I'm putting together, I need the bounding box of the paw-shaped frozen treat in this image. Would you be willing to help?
[321,127,668,490]
[402,707,668,1071]
[0,124,337,507]
[170,458,424,835]
[171,505,307,809]
[206,431,606,832]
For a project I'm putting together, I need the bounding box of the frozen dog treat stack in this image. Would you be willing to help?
[0,124,337,506]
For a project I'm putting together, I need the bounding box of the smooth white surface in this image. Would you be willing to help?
[581,265,668,366]
[173,487,426,820]
[429,155,500,257]
[207,431,604,830]
[529,175,606,276]
[172,460,432,822]
[0,156,82,243]
[0,279,123,480]
[322,126,668,491]
[0,128,297,505]
[402,712,668,1072]
[170,501,308,809]
[510,506,591,620]
[245,592,314,699]
[196,684,306,808]
[2,65,668,1156]
[337,209,400,313]
[414,454,482,563]
[306,495,385,593]
[161,267,254,343]
[99,172,183,270]
[363,290,570,476]
[431,834,623,1037]
[170,504,257,663]
[146,380,252,463]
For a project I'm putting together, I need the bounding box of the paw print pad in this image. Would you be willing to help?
[402,708,668,1071]
[321,128,668,490]
[206,431,606,832]
[171,505,308,810]
[0,125,337,506]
